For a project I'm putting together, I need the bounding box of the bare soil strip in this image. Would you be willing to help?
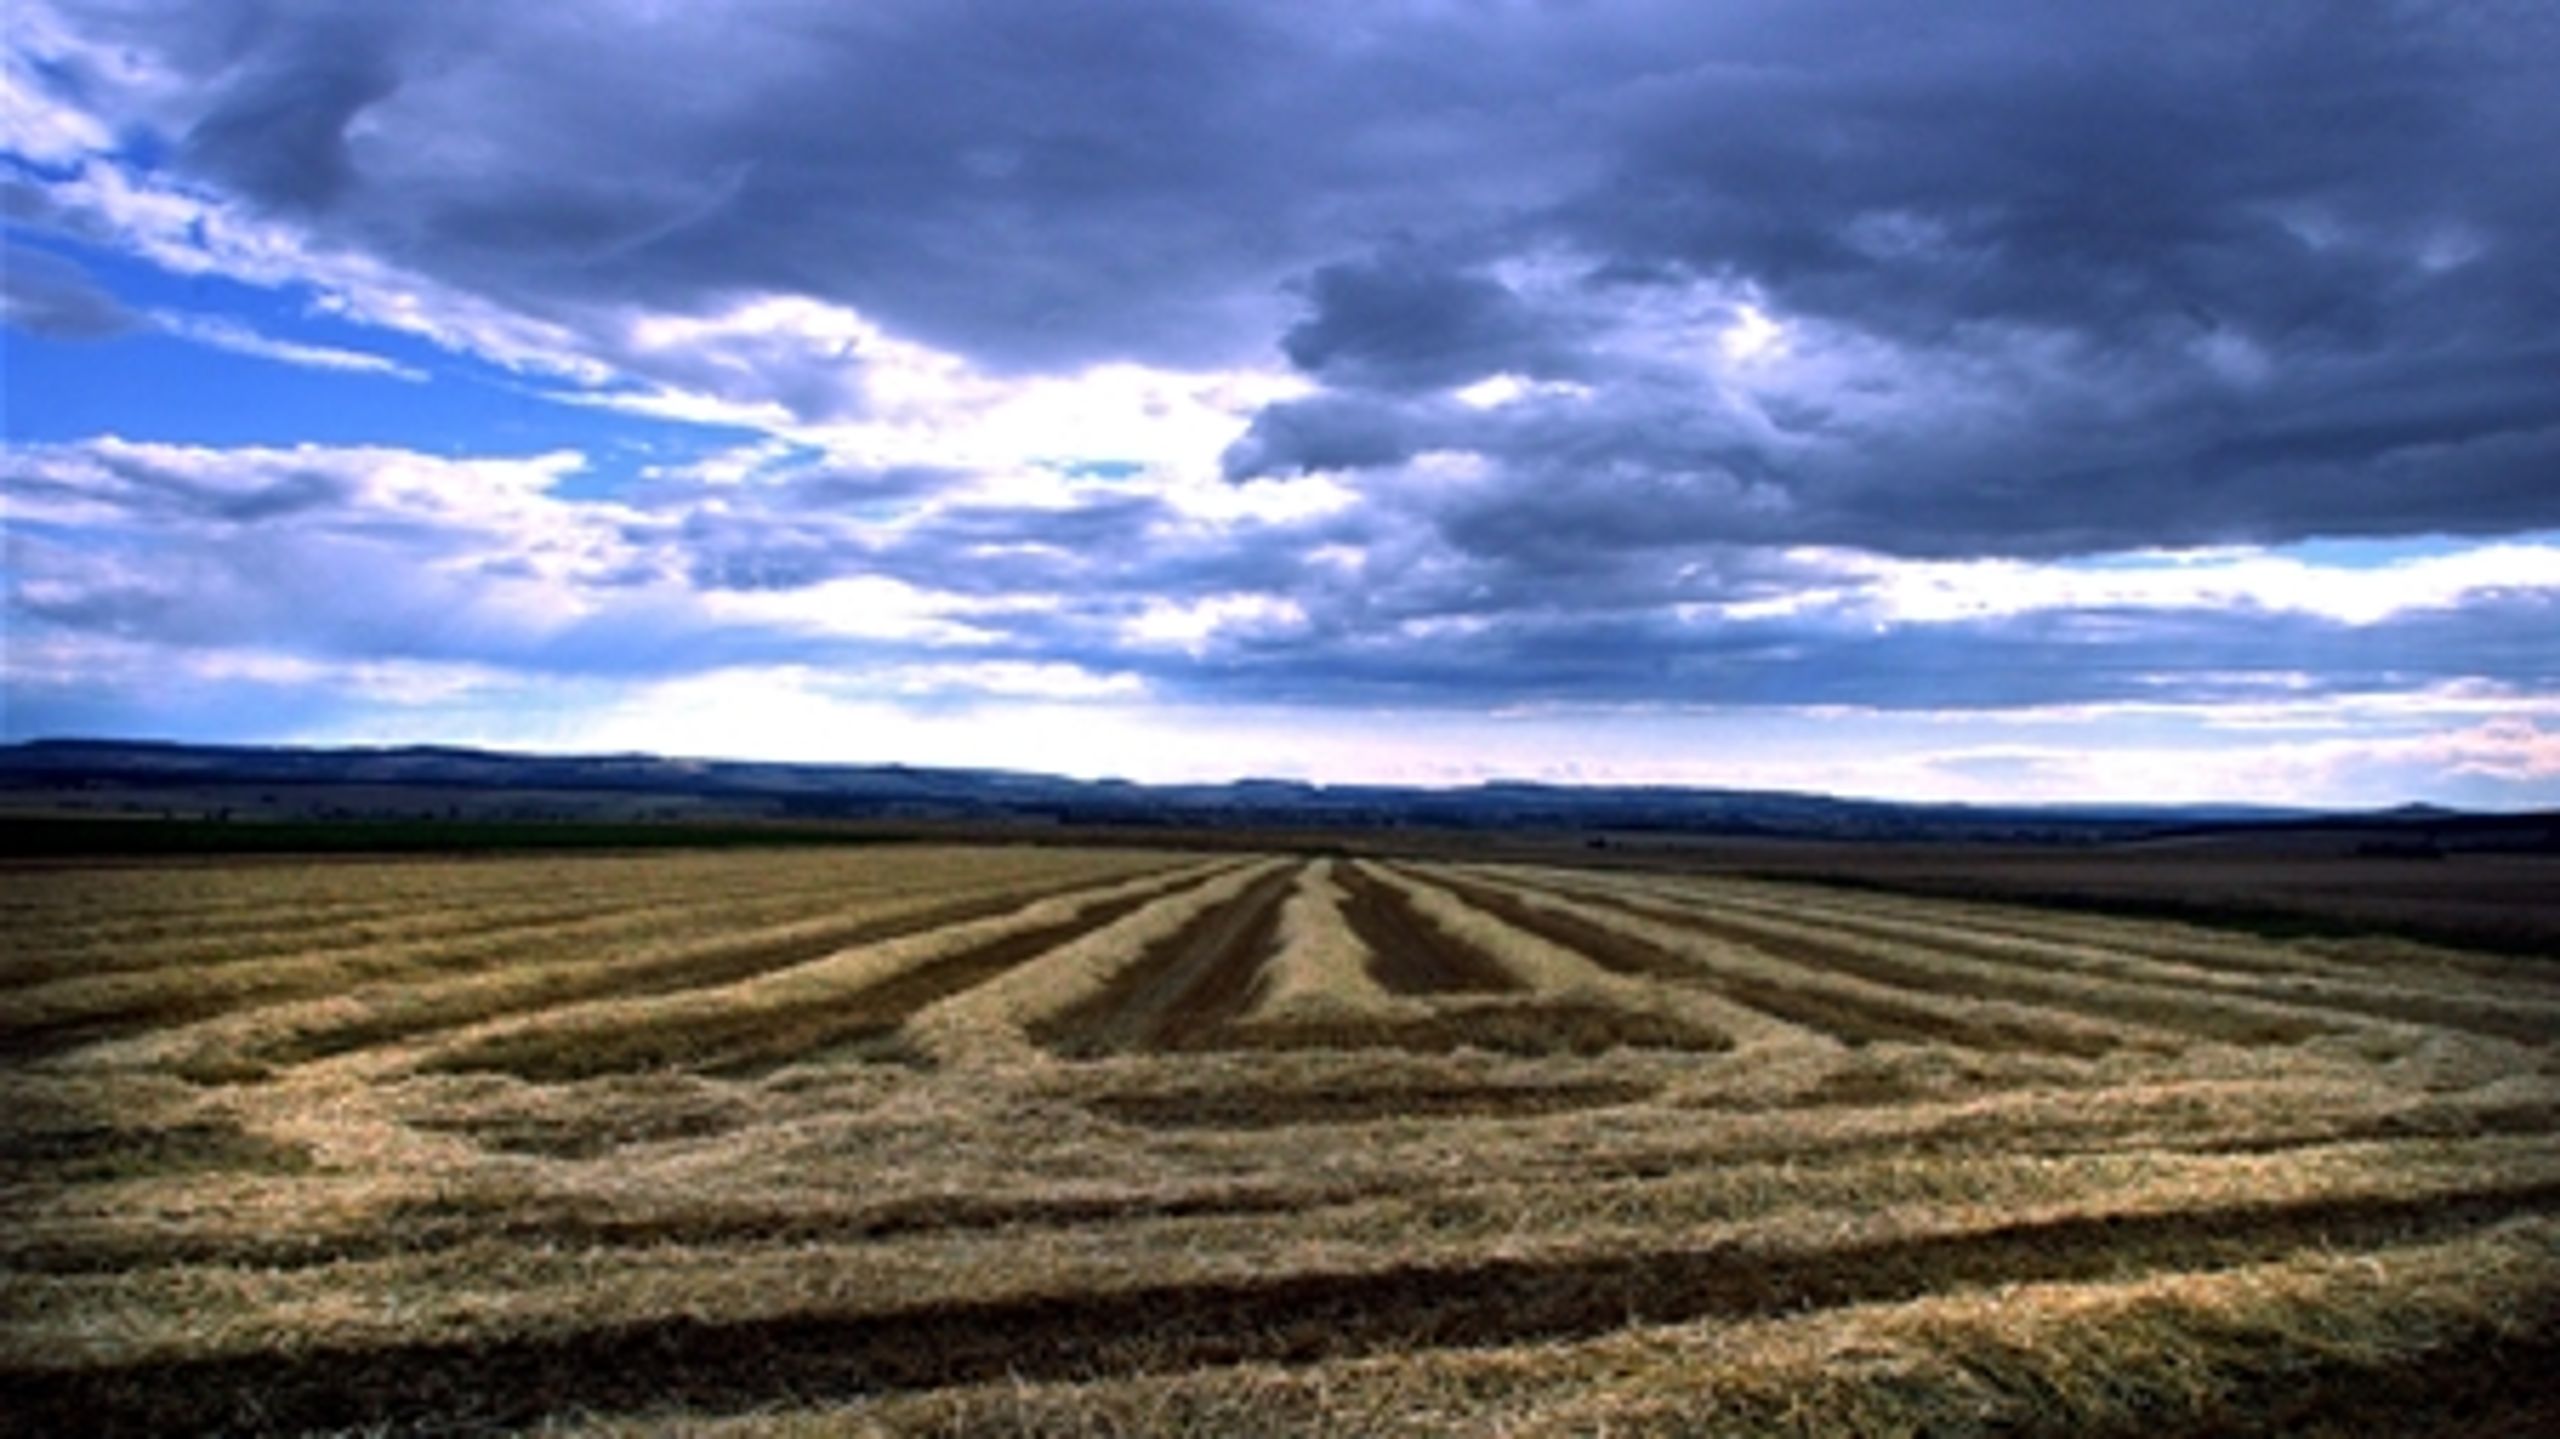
[3,1180,1372,1277]
[6,853,1189,1064]
[1084,1075,1661,1128]
[2,893,613,986]
[1570,1091,2560,1184]
[1337,863,1527,995]
[1033,865,1303,1055]
[11,1181,2554,1435]
[1219,996,1732,1057]
[0,867,638,970]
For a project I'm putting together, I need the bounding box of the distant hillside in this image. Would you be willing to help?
[10,737,2540,849]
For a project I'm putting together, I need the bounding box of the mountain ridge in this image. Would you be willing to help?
[8,736,2526,843]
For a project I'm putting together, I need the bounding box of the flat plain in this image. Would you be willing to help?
[4,841,2557,1435]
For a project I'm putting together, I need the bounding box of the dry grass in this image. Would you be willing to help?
[641,1216,2560,1438]
[905,859,1286,1066]
[1234,860,1421,1028]
[1533,864,2364,1047]
[2,841,2554,1434]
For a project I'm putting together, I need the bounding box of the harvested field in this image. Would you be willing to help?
[3,844,2556,1435]
[1336,862,1526,995]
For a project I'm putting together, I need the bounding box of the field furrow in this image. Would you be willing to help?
[1336,862,1525,995]
[4,841,2553,1435]
[1694,871,2560,994]
[1546,869,2351,1047]
[10,1170,2554,1435]
[1232,860,1418,1028]
[1427,865,2138,1055]
[783,1221,2560,1438]
[5,851,1183,1066]
[422,861,1239,1080]
[268,864,1195,1071]
[1034,863,1302,1054]
[904,860,1290,1066]
[1639,875,2560,1042]
[0,852,882,981]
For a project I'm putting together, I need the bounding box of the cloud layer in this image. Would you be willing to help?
[6,1,2558,801]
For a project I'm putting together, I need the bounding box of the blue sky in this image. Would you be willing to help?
[5,1,2558,807]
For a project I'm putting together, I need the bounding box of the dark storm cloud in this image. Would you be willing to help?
[1283,252,1571,393]
[1098,590,2560,715]
[1220,394,1440,482]
[16,0,2560,736]
[1250,4,2558,559]
[37,0,2557,556]
[48,0,1405,370]
[182,37,399,210]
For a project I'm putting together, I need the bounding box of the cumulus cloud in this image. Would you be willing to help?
[19,433,2550,735]
[14,2,2554,558]
[7,3,2558,801]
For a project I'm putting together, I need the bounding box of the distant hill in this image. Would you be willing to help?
[8,737,2546,850]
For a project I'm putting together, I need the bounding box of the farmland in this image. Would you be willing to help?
[4,843,2557,1435]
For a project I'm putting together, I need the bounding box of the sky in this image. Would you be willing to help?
[3,1,2558,808]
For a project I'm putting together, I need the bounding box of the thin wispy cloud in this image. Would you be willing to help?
[149,310,425,381]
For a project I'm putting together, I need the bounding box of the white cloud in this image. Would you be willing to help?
[150,310,426,380]
[1123,592,1307,652]
[5,437,589,529]
[1156,471,1358,526]
[2,439,628,664]
[1453,372,1592,410]
[5,630,509,712]
[1721,541,2560,628]
[884,661,1145,700]
[553,290,1323,511]
[1718,303,1786,364]
[696,576,1010,647]
[558,668,1176,773]
[641,437,813,487]
[1905,718,2560,807]
[1,55,112,165]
